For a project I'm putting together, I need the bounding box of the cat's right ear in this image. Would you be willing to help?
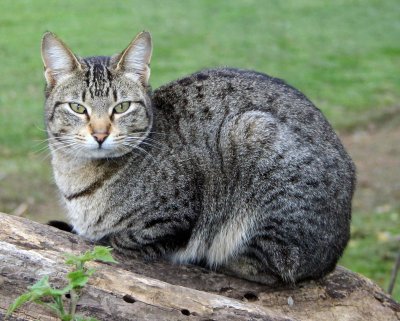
[41,32,82,86]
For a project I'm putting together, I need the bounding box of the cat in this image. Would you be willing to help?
[41,31,356,285]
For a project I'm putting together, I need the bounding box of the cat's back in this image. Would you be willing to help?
[152,67,346,154]
[153,67,328,131]
[152,67,354,196]
[153,67,305,115]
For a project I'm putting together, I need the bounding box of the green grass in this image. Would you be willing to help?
[340,210,400,300]
[0,0,399,301]
[0,0,399,155]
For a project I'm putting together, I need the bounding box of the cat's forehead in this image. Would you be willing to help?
[60,56,143,105]
[83,56,113,99]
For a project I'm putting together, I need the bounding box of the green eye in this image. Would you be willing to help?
[69,103,86,114]
[114,102,131,114]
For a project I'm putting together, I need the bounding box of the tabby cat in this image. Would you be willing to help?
[41,31,356,285]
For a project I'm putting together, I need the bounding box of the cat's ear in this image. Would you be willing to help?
[41,32,82,86]
[114,31,152,86]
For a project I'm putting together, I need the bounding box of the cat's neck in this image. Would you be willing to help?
[50,150,128,197]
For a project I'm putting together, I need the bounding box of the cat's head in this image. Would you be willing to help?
[41,31,153,159]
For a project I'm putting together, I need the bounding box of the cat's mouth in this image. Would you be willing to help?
[85,140,126,158]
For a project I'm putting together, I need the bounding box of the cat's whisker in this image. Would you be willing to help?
[38,145,68,161]
[38,142,73,161]
[128,132,168,145]
[139,136,166,149]
[125,136,165,150]
[125,139,162,151]
[124,142,159,153]
[34,135,75,144]
[70,144,86,159]
[34,137,66,146]
[34,124,48,133]
[34,145,52,155]
[32,142,50,151]
[34,139,71,155]
[132,131,166,136]
[47,141,82,155]
[135,146,156,162]
[32,136,64,148]
[39,153,52,162]
[32,138,50,144]
[121,142,158,166]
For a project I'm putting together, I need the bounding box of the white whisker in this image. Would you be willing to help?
[129,130,166,136]
[34,124,48,133]
[53,141,82,151]
[125,135,166,150]
[125,138,162,151]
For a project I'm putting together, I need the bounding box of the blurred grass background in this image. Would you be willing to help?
[0,0,399,300]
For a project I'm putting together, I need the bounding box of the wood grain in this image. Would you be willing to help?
[0,212,398,321]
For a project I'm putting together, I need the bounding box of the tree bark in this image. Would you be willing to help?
[0,212,398,321]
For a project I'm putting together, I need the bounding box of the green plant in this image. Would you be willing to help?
[6,246,118,321]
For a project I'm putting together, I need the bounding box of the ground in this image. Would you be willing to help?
[341,114,400,215]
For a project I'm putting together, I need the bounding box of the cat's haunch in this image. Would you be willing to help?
[41,31,355,285]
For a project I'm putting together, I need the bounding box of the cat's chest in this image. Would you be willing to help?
[52,156,103,195]
[51,156,121,238]
[64,196,109,240]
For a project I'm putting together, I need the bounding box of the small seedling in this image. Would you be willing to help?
[6,246,117,321]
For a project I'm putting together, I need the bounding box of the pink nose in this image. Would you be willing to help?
[92,132,109,144]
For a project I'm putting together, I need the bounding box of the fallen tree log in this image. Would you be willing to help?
[0,212,398,321]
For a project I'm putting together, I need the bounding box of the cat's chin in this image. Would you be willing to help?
[72,148,129,160]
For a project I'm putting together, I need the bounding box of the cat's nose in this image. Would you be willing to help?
[92,132,109,145]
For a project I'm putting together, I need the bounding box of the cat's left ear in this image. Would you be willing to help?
[114,31,152,86]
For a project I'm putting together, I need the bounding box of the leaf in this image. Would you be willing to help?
[85,268,97,277]
[64,253,83,266]
[67,269,90,288]
[7,275,52,315]
[64,246,117,267]
[44,302,64,316]
[8,247,116,318]
[74,316,100,321]
[90,246,118,263]
[61,315,74,321]
[7,276,71,316]
[29,276,71,296]
[6,292,34,315]
[29,275,51,293]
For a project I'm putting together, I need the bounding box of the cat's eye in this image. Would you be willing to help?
[69,103,86,114]
[113,102,131,114]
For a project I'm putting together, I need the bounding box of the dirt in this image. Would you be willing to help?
[340,119,400,214]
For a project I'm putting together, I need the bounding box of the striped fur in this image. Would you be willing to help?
[42,32,356,285]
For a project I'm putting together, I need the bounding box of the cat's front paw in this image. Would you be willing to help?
[220,256,281,286]
[108,235,143,260]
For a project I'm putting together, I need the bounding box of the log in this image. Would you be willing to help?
[0,212,398,321]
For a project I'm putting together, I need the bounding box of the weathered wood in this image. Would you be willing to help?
[0,212,398,321]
